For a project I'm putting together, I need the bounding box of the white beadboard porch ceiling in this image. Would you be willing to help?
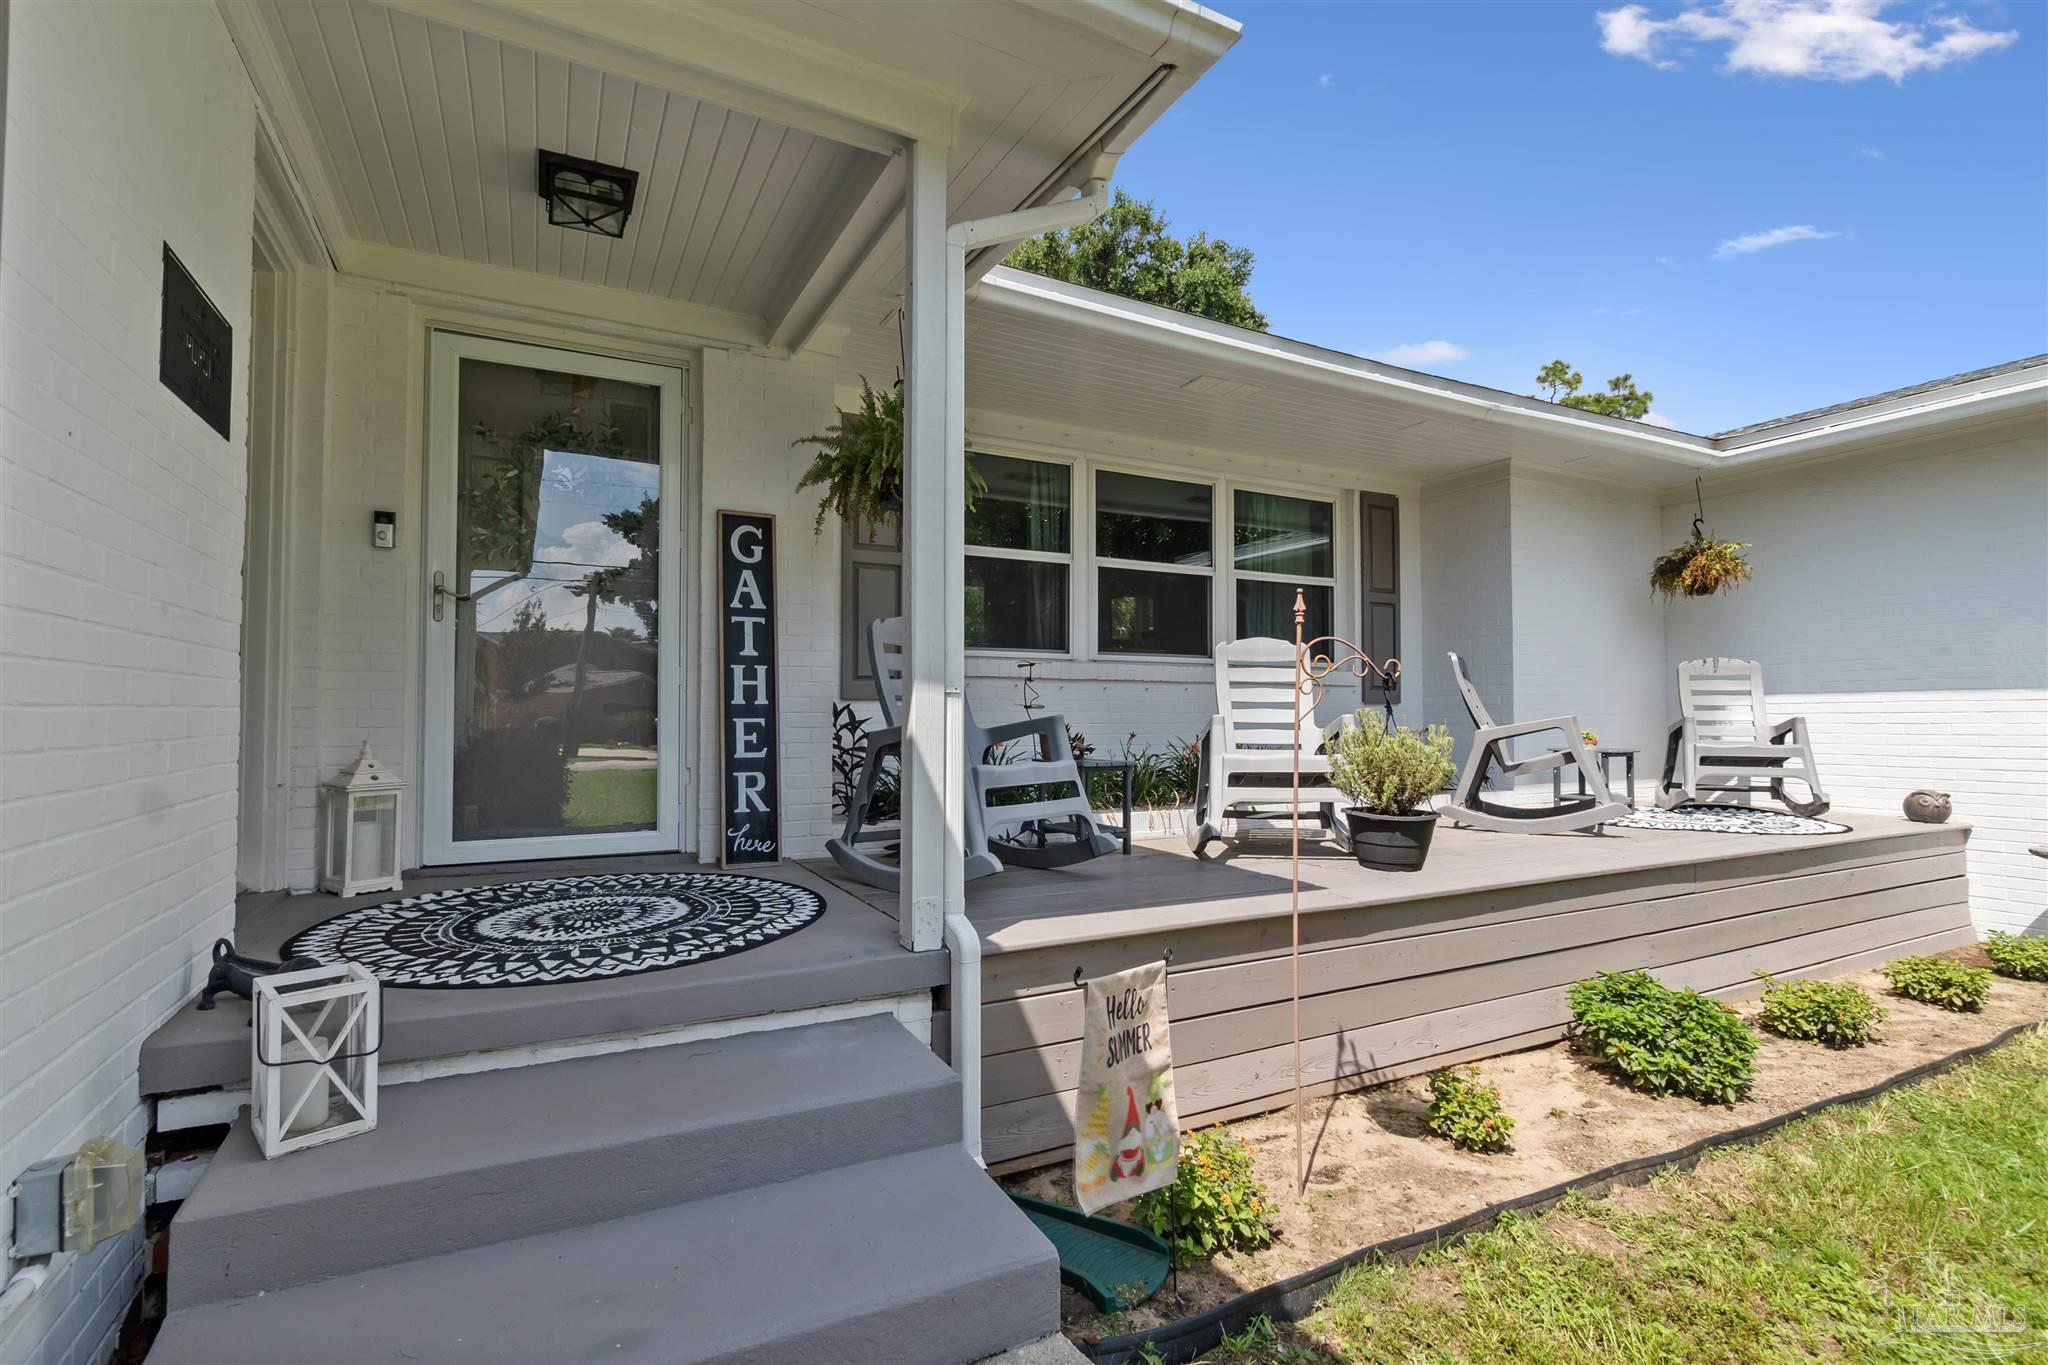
[255,0,886,318]
[238,0,1238,350]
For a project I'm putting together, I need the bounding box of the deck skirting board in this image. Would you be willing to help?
[976,851,1967,1057]
[978,833,1967,1000]
[977,830,1972,1167]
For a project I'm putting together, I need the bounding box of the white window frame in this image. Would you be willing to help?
[1090,463,1220,662]
[964,449,1077,659]
[1228,483,1340,645]
[951,438,1353,668]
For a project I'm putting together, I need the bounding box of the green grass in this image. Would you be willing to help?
[1198,1028,2048,1364]
[563,767,656,828]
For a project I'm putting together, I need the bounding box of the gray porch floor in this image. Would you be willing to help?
[140,856,942,1096]
[809,811,1960,953]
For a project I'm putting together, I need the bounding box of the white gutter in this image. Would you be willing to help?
[939,177,1113,1165]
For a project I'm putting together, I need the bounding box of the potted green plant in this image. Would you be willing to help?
[1326,710,1457,871]
[792,377,984,533]
[1651,479,1753,601]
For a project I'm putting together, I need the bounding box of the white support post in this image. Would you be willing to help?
[897,137,951,953]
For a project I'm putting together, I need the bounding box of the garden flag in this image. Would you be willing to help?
[1074,959,1179,1214]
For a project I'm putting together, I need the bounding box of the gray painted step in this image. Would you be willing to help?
[151,1143,1059,1364]
[172,1015,959,1309]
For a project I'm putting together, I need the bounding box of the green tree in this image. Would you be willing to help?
[1534,360,1655,420]
[1005,189,1268,330]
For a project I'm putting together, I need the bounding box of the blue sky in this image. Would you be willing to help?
[1113,1,2046,433]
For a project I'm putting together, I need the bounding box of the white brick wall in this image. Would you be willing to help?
[1414,468,1515,758]
[0,3,254,1360]
[1661,427,2048,935]
[280,279,417,888]
[1510,475,1667,771]
[694,346,845,859]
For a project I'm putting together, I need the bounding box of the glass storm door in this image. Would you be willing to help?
[422,333,685,864]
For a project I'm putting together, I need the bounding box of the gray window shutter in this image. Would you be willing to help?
[1359,491,1400,704]
[840,514,902,700]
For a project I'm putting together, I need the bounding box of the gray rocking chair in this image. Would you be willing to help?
[1445,652,1627,834]
[825,617,1118,891]
[1658,657,1830,818]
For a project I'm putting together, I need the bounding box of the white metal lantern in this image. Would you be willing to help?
[321,742,405,897]
[251,962,380,1159]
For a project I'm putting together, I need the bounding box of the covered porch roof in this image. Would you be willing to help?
[836,266,2048,492]
[231,0,1239,352]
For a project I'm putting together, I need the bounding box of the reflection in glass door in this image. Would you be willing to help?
[423,335,684,864]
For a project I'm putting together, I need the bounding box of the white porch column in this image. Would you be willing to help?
[897,137,961,952]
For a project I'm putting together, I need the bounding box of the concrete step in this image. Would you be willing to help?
[151,1143,1060,1365]
[171,1015,959,1309]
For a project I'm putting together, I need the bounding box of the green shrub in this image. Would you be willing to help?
[1326,710,1456,816]
[1566,970,1758,1103]
[1424,1067,1515,1151]
[1984,932,2048,983]
[1882,955,1992,1012]
[1753,971,1885,1048]
[1132,1128,1275,1268]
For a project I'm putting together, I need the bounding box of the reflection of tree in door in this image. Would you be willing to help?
[453,360,660,840]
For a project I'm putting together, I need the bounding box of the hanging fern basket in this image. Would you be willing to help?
[1651,480,1754,601]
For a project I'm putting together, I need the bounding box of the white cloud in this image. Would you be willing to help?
[1641,411,1682,429]
[1856,145,1886,159]
[1713,223,1842,258]
[1596,1,2018,82]
[542,519,638,570]
[1318,72,1334,88]
[1371,340,1469,369]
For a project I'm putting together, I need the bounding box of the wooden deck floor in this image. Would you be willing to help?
[809,814,1975,1170]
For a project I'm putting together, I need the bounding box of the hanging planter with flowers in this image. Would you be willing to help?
[1651,479,1753,601]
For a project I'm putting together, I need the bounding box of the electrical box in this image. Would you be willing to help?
[10,1139,144,1257]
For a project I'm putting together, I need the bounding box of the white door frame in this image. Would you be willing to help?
[421,330,688,865]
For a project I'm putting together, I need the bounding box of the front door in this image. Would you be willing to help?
[422,332,686,864]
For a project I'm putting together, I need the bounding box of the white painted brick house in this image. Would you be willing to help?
[1,1,2042,1360]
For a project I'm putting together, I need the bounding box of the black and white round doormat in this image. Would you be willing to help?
[1611,804,1850,836]
[282,873,827,989]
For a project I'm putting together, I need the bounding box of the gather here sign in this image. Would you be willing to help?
[719,511,780,866]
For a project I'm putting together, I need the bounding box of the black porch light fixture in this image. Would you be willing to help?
[537,150,639,238]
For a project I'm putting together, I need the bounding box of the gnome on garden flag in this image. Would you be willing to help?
[1074,960,1179,1214]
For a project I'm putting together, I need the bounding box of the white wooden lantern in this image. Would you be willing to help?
[321,742,405,897]
[251,963,380,1159]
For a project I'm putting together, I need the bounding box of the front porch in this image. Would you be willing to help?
[812,813,1974,1170]
[139,859,938,1106]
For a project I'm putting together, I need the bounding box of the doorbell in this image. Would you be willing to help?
[372,510,396,550]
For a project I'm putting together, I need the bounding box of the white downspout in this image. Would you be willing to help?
[939,166,1112,1165]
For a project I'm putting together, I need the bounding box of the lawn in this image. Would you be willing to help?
[564,766,656,828]
[1198,1027,2047,1365]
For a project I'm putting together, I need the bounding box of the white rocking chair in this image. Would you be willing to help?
[1187,637,1352,856]
[826,617,1118,890]
[1445,652,1627,834]
[1659,657,1830,818]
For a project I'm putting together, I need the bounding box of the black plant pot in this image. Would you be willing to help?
[1343,808,1438,871]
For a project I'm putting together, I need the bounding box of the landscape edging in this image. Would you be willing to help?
[1082,1018,2045,1365]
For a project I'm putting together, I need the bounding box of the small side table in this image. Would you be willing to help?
[1077,757,1135,855]
[1554,748,1638,807]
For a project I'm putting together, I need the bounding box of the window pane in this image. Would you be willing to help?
[1096,471,1212,566]
[966,453,1069,553]
[1099,567,1210,656]
[1237,581,1331,644]
[1234,491,1332,577]
[966,557,1067,652]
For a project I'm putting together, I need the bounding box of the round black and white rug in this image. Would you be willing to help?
[1612,804,1850,836]
[283,873,827,989]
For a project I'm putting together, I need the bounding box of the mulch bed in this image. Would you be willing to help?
[1002,945,2048,1341]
